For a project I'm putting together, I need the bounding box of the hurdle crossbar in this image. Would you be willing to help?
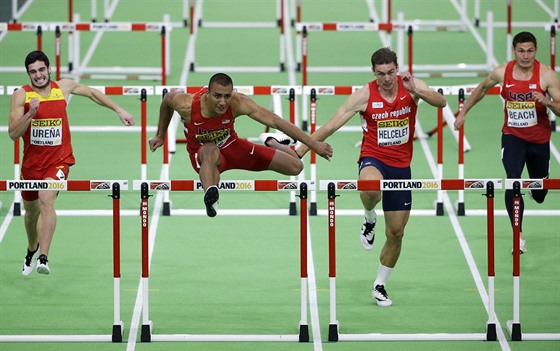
[135,181,310,342]
[0,180,125,342]
[0,20,170,84]
[188,0,286,73]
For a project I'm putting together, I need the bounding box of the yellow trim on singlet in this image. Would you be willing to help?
[25,88,65,103]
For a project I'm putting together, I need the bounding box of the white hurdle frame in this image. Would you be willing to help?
[320,178,502,342]
[187,0,286,73]
[0,180,127,343]
[133,179,312,343]
[0,20,171,84]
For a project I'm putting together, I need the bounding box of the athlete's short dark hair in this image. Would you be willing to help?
[371,47,398,69]
[208,73,233,91]
[512,31,537,49]
[25,50,50,72]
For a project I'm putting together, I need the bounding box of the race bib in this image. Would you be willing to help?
[377,118,409,146]
[30,118,63,146]
[195,127,231,148]
[505,101,538,128]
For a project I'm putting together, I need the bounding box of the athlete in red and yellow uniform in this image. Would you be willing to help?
[455,31,560,254]
[149,73,333,218]
[9,50,135,276]
[20,81,75,192]
[297,47,446,307]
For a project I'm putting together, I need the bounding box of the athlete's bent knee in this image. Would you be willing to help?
[287,159,304,175]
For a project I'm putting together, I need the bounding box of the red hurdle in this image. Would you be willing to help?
[135,180,311,342]
[0,180,125,342]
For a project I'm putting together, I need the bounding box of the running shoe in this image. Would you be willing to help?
[372,284,392,307]
[512,238,527,255]
[36,254,50,275]
[259,132,296,146]
[22,245,40,276]
[360,215,376,251]
[204,185,219,217]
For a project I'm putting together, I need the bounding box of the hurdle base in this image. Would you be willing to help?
[436,202,444,216]
[310,202,317,216]
[328,323,339,342]
[298,324,309,342]
[163,202,171,216]
[456,202,465,216]
[507,320,522,341]
[112,322,124,342]
[486,323,497,341]
[301,120,308,132]
[141,321,153,342]
[13,202,21,216]
[189,62,195,72]
[289,201,297,216]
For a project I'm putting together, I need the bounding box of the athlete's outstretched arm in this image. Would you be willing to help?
[59,79,135,126]
[454,66,504,130]
[296,85,369,157]
[236,94,333,160]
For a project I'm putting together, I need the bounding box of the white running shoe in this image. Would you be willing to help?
[259,132,296,146]
[360,214,377,250]
[520,239,527,254]
[519,238,527,254]
[36,254,50,275]
[511,238,527,255]
[22,245,40,276]
[372,284,392,307]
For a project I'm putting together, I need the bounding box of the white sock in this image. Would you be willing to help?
[364,208,377,223]
[374,264,393,288]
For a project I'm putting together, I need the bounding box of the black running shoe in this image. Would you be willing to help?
[204,185,219,217]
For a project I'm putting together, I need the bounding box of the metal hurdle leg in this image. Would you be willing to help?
[140,182,154,342]
[297,182,310,342]
[111,182,124,342]
[327,183,339,342]
[507,181,522,341]
[484,181,497,341]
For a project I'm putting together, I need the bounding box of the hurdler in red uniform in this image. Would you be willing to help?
[360,77,419,168]
[185,87,275,173]
[296,47,447,307]
[455,31,560,254]
[9,50,135,276]
[149,73,333,218]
